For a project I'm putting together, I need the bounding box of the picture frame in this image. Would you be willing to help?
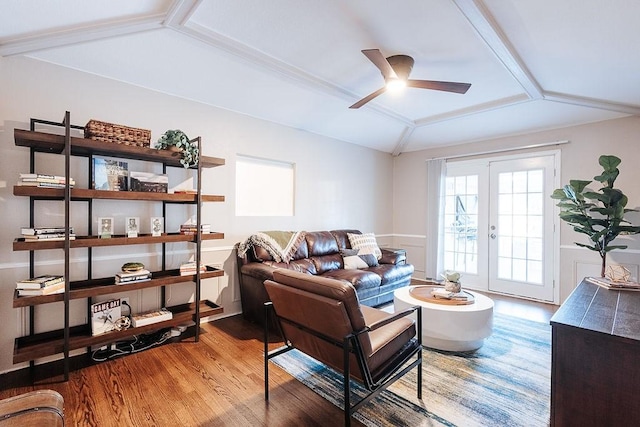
[126,217,139,238]
[98,217,114,239]
[151,217,163,237]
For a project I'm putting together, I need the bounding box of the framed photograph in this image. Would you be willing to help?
[126,217,139,238]
[151,217,163,237]
[98,217,114,239]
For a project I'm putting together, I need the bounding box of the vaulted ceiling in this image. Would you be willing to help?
[1,0,638,154]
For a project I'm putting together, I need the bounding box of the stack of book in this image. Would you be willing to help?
[586,276,640,291]
[115,269,152,284]
[179,223,211,235]
[16,274,65,296]
[179,261,208,276]
[17,173,75,188]
[131,308,173,327]
[21,226,76,241]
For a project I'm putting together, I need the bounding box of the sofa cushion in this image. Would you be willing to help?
[348,232,382,260]
[322,268,381,291]
[306,231,339,256]
[367,263,415,285]
[310,254,342,274]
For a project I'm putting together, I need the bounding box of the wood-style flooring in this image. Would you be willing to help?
[0,293,557,426]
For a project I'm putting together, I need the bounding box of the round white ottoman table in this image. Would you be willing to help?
[394,286,494,351]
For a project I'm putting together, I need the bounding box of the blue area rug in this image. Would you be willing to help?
[271,312,551,426]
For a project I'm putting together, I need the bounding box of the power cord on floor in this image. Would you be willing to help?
[91,329,172,362]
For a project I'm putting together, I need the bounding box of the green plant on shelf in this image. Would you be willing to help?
[155,129,199,168]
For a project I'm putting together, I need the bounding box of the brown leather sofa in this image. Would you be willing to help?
[237,229,414,325]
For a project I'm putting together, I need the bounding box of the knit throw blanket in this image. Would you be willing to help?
[238,231,306,263]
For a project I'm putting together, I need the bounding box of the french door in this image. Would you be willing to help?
[442,153,558,301]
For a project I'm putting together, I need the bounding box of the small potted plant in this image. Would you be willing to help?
[155,129,199,168]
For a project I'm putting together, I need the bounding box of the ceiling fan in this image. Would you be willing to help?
[349,49,472,109]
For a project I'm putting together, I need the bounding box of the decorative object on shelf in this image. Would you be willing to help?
[442,270,462,293]
[126,217,139,238]
[151,217,163,237]
[121,262,145,273]
[155,129,199,168]
[93,157,128,191]
[129,171,168,193]
[606,265,632,283]
[99,217,114,239]
[551,155,640,277]
[85,119,151,147]
[91,299,122,336]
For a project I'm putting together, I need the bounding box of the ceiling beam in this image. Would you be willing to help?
[452,0,544,100]
[543,92,640,115]
[0,14,165,57]
[392,125,416,157]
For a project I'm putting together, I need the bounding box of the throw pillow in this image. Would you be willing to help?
[347,232,382,260]
[340,248,360,257]
[343,255,369,270]
[358,253,379,267]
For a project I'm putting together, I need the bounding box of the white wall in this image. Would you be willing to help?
[0,56,394,373]
[393,116,640,303]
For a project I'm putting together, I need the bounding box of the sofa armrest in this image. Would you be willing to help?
[379,248,407,265]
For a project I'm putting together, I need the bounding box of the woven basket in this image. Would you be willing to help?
[84,120,151,147]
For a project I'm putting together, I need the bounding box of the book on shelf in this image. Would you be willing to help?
[20,235,76,242]
[115,269,152,284]
[179,261,208,276]
[131,308,173,327]
[16,181,75,188]
[18,173,75,186]
[23,233,77,240]
[91,299,122,336]
[20,226,74,235]
[17,281,65,296]
[16,274,64,289]
[93,158,128,191]
[179,223,211,234]
[586,276,640,290]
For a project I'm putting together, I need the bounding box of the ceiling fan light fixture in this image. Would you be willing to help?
[385,77,407,92]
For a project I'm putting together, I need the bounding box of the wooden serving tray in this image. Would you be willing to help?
[409,286,475,305]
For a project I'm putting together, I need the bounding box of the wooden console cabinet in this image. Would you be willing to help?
[550,279,640,426]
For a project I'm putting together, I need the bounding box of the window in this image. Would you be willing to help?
[235,155,294,216]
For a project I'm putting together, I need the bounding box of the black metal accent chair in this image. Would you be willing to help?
[263,269,422,426]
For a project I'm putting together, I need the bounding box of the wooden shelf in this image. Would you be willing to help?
[13,232,224,251]
[13,267,225,307]
[14,129,225,169]
[12,115,226,375]
[13,186,225,203]
[13,301,223,364]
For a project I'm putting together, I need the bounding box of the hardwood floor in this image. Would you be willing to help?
[0,294,557,426]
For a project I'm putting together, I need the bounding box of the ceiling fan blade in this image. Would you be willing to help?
[349,87,387,109]
[407,79,471,94]
[362,49,398,80]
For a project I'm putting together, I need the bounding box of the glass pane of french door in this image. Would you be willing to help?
[488,155,556,301]
[442,161,489,289]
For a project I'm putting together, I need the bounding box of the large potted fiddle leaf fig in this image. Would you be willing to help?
[551,155,640,277]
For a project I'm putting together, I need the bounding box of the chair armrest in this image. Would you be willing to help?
[366,305,420,332]
[379,248,407,265]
